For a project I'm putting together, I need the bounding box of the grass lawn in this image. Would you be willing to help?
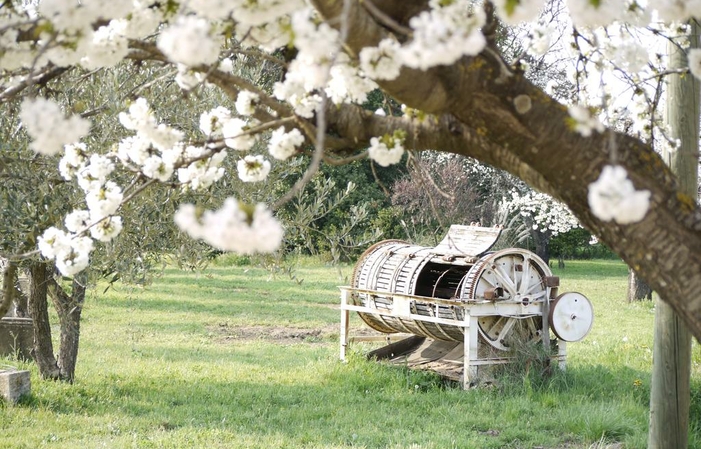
[1,258,700,448]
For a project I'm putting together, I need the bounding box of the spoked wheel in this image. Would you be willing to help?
[461,249,552,351]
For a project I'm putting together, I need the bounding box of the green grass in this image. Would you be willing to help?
[1,258,700,448]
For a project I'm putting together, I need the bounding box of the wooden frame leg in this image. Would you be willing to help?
[558,339,567,371]
[463,315,479,389]
[340,289,350,362]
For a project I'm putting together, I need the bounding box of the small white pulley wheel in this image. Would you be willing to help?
[549,292,593,342]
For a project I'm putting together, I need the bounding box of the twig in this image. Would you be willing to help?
[360,0,413,35]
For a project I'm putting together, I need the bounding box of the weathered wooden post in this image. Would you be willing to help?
[648,21,700,448]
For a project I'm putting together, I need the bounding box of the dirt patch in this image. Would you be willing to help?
[210,323,339,345]
[210,322,389,346]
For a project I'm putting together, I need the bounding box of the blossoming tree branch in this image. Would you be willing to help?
[2,1,701,339]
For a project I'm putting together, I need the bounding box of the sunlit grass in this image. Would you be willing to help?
[0,258,699,448]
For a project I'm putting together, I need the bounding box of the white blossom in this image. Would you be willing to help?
[267,127,304,160]
[219,58,235,72]
[223,118,257,151]
[77,154,115,191]
[38,0,102,33]
[502,191,580,236]
[567,0,623,28]
[612,41,649,73]
[235,91,260,116]
[80,21,129,70]
[177,146,227,190]
[237,155,271,182]
[54,236,94,277]
[568,105,605,137]
[368,135,405,167]
[65,210,91,233]
[90,215,123,242]
[588,165,651,224]
[526,24,554,56]
[233,0,304,27]
[400,1,486,70]
[186,0,236,20]
[118,5,162,39]
[648,0,701,22]
[200,106,232,138]
[142,155,174,182]
[38,227,72,259]
[118,98,155,131]
[142,123,184,153]
[359,38,402,81]
[290,8,340,59]
[326,57,377,105]
[175,65,204,90]
[236,15,292,52]
[60,143,89,180]
[174,199,284,254]
[117,135,152,166]
[157,15,221,67]
[20,97,91,155]
[86,181,123,220]
[493,0,545,25]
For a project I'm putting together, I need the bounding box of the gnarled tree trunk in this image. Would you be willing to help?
[28,261,60,380]
[26,262,86,382]
[47,273,86,383]
[1,261,17,318]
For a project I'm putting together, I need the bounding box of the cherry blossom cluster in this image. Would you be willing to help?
[588,165,651,225]
[502,191,580,236]
[174,200,284,255]
[38,142,125,276]
[568,105,605,137]
[368,130,407,167]
[360,0,486,78]
[19,98,91,156]
[6,0,701,277]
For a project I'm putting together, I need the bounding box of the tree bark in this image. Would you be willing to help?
[47,273,86,383]
[627,268,652,302]
[27,262,60,380]
[13,282,28,318]
[648,21,699,449]
[530,230,550,266]
[309,0,701,342]
[1,262,17,318]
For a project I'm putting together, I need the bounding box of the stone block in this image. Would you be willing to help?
[0,317,33,361]
[0,369,31,403]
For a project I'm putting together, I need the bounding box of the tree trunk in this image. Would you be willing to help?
[648,21,699,449]
[13,283,28,318]
[531,229,550,265]
[27,262,60,380]
[47,273,86,383]
[627,268,652,302]
[1,262,17,318]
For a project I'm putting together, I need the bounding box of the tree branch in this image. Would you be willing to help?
[314,0,701,341]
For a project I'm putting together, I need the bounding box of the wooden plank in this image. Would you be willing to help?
[433,225,501,257]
